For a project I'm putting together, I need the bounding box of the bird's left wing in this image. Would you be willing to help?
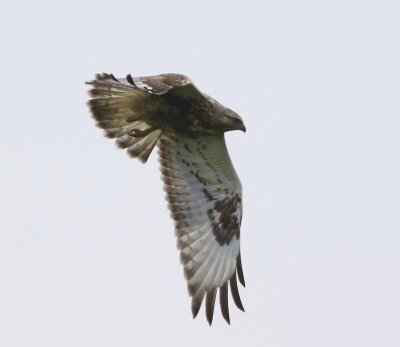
[86,73,207,162]
[158,130,245,325]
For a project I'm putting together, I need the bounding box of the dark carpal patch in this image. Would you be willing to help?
[208,194,242,246]
[202,188,214,201]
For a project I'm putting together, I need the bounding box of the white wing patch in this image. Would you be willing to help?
[158,130,245,324]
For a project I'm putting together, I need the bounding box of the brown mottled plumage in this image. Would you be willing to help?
[86,73,246,325]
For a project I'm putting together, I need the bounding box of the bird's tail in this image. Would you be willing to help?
[86,73,162,163]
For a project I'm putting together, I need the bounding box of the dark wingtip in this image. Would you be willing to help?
[230,274,245,312]
[126,74,136,86]
[191,294,204,319]
[205,288,217,326]
[86,72,113,86]
[109,73,119,82]
[220,283,230,324]
[237,253,246,287]
[192,306,200,319]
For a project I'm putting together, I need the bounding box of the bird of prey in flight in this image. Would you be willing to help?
[86,73,246,325]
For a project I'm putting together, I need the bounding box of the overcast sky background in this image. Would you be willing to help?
[0,1,399,346]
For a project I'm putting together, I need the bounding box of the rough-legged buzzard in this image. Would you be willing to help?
[86,73,246,325]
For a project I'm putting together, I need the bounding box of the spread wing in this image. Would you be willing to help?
[86,73,205,162]
[158,130,245,325]
[87,73,245,324]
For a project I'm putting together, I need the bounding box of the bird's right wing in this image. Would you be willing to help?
[158,130,245,325]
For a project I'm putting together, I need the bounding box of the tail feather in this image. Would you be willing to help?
[87,73,162,163]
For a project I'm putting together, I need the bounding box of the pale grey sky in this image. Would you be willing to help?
[0,1,399,346]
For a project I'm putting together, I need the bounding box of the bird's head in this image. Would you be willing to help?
[203,95,246,133]
[224,108,246,133]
